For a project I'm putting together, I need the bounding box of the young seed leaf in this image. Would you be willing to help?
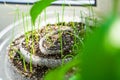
[30,0,55,25]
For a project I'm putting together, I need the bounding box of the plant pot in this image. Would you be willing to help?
[0,10,94,80]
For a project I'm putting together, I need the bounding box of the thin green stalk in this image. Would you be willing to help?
[60,0,66,57]
[30,17,37,72]
[72,9,78,45]
[25,13,29,33]
[23,12,33,72]
[57,13,63,57]
[29,27,35,73]
[15,49,27,72]
[30,41,34,72]
[30,52,33,72]
[72,23,77,45]
[16,8,20,20]
[80,11,83,21]
[22,13,29,48]
[26,13,31,44]
[72,33,84,47]
[22,13,26,33]
[80,11,85,31]
[9,12,16,57]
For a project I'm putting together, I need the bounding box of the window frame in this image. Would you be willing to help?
[0,0,97,6]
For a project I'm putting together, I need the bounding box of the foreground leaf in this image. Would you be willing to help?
[30,0,55,25]
[44,56,80,80]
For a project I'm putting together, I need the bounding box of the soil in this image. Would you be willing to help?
[13,52,49,80]
[8,34,50,80]
[8,22,86,80]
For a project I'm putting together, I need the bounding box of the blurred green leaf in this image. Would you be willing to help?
[44,56,80,80]
[30,0,55,25]
[81,15,120,80]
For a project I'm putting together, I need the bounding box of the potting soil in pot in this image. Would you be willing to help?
[7,22,85,80]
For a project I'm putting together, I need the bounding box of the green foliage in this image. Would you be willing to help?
[30,0,55,25]
[30,0,120,80]
[81,16,118,80]
[44,56,80,80]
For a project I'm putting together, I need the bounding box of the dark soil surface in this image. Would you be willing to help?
[8,34,50,80]
[8,22,86,80]
[13,52,49,80]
